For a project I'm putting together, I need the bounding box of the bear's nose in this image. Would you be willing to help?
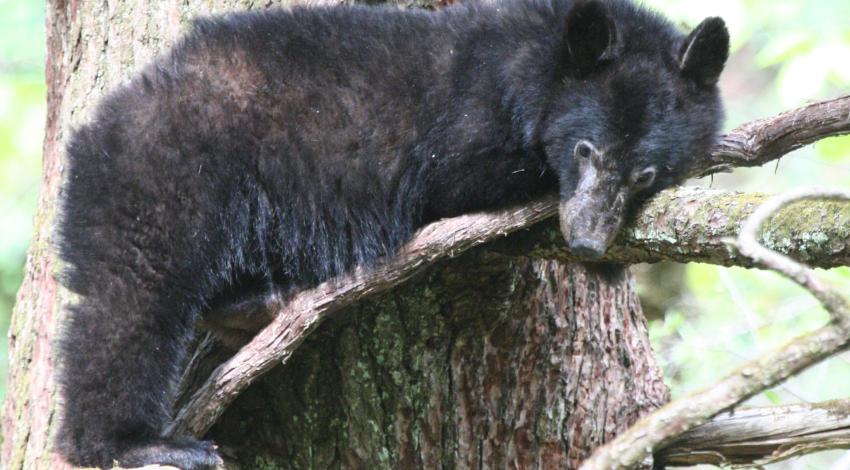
[569,238,606,259]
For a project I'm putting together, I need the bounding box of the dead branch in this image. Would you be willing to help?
[657,399,850,467]
[169,96,850,441]
[579,188,850,470]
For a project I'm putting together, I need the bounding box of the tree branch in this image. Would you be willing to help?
[579,189,850,470]
[690,94,850,178]
[502,187,850,268]
[170,96,850,440]
[657,399,850,467]
[738,188,850,317]
[167,197,559,436]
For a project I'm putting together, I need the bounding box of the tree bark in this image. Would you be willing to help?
[195,254,668,468]
[489,188,850,268]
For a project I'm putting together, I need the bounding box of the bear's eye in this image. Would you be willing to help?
[633,167,656,189]
[574,140,596,160]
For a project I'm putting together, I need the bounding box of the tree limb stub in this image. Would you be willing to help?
[169,95,850,439]
[657,399,850,467]
[579,189,850,470]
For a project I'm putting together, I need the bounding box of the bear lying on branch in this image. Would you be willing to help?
[55,0,728,468]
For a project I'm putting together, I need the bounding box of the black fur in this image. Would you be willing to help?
[55,0,728,468]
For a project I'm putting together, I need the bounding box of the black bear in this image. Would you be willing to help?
[55,0,729,468]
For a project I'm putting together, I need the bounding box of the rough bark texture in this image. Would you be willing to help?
[693,94,850,178]
[2,0,672,469]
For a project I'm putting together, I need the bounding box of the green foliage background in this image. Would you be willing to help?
[0,0,46,402]
[0,0,848,467]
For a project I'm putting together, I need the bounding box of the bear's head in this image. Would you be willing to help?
[541,0,729,259]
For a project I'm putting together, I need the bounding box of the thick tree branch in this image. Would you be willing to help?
[690,94,850,178]
[502,187,850,268]
[657,399,850,467]
[579,189,850,470]
[170,96,850,440]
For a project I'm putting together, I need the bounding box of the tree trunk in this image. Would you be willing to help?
[192,253,668,468]
[1,0,669,468]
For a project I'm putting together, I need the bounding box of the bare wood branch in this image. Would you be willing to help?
[170,96,850,440]
[738,188,850,318]
[658,400,850,467]
[579,189,850,470]
[690,94,850,178]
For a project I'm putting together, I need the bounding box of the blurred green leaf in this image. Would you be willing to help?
[763,390,782,405]
[816,136,850,164]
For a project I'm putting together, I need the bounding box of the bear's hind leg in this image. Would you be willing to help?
[55,274,221,468]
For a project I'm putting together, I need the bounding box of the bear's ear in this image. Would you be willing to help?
[563,0,619,75]
[679,17,729,87]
